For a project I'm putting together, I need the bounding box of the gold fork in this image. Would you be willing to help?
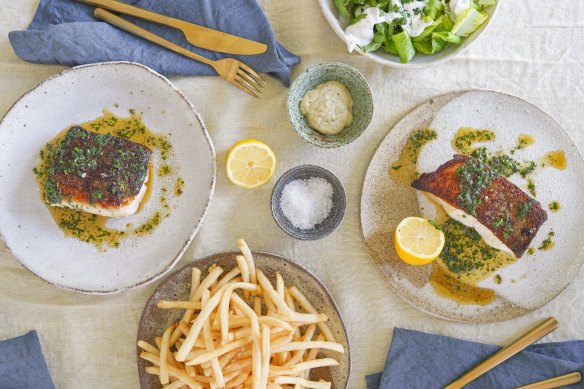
[94,8,266,97]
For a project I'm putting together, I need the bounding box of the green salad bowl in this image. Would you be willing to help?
[287,62,374,148]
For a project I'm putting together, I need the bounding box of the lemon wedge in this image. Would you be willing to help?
[226,139,277,188]
[394,217,445,265]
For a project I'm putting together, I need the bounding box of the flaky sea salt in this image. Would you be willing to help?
[280,177,334,230]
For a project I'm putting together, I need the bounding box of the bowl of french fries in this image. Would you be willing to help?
[136,239,350,389]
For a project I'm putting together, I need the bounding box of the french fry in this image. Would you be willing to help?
[160,324,175,384]
[201,290,225,389]
[157,301,202,310]
[272,341,344,354]
[141,354,203,389]
[276,272,285,299]
[260,324,270,389]
[219,349,239,368]
[169,267,207,346]
[161,380,188,389]
[269,358,339,376]
[186,338,252,365]
[211,267,242,295]
[284,324,316,368]
[274,376,331,389]
[225,372,249,389]
[176,288,225,361]
[137,340,159,355]
[231,294,261,389]
[236,239,256,284]
[253,296,262,316]
[219,282,262,344]
[193,265,224,302]
[289,286,336,342]
[284,289,295,311]
[235,255,250,284]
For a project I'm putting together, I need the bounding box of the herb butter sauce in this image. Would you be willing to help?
[34,110,183,250]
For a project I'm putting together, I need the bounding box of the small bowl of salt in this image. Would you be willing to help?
[271,165,346,240]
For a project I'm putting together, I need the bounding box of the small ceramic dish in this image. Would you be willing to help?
[271,165,346,240]
[137,250,351,388]
[287,62,373,148]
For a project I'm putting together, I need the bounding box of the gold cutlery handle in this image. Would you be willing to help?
[514,372,582,389]
[93,8,212,66]
[76,0,177,28]
[444,317,559,389]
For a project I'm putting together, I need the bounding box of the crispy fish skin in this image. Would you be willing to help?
[46,126,151,213]
[412,154,548,258]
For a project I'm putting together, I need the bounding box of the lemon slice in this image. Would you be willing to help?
[226,139,277,188]
[394,217,445,265]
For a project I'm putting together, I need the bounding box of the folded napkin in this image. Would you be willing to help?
[9,0,300,86]
[367,328,584,389]
[0,331,54,389]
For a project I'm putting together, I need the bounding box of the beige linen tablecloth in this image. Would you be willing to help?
[1,1,584,388]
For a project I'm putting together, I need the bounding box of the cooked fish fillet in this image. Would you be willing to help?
[412,154,547,258]
[45,126,151,218]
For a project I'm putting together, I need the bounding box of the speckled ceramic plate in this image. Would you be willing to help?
[360,90,584,322]
[287,62,373,148]
[0,62,216,294]
[137,250,351,388]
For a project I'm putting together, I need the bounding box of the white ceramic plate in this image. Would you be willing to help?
[0,62,216,294]
[318,0,501,68]
[361,90,584,322]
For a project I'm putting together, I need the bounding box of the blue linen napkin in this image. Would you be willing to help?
[367,328,584,389]
[0,331,54,389]
[8,0,300,86]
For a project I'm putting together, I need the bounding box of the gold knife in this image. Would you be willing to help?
[74,0,268,55]
[444,318,559,389]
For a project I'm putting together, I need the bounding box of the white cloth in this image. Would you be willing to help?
[1,1,584,388]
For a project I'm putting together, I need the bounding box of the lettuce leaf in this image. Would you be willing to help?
[413,16,443,42]
[362,41,383,52]
[451,7,488,37]
[477,0,496,7]
[422,0,445,21]
[334,0,351,17]
[413,36,446,54]
[383,40,398,54]
[413,30,461,55]
[392,31,416,63]
[437,13,454,32]
[433,31,462,44]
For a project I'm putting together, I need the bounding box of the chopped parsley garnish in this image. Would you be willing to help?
[456,158,498,216]
[527,178,536,197]
[548,201,560,212]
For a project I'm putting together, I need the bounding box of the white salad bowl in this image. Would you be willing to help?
[318,0,502,68]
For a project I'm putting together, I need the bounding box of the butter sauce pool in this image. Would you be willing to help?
[34,110,183,250]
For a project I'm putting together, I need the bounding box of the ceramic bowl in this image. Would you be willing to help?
[287,62,373,148]
[271,165,346,240]
[137,250,351,388]
[318,0,501,68]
